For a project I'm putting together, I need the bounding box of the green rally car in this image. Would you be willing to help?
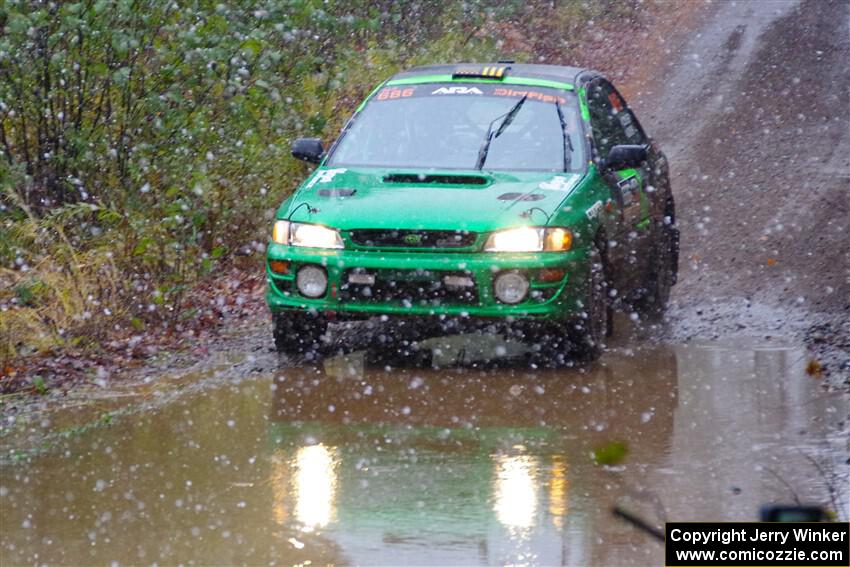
[266,63,678,359]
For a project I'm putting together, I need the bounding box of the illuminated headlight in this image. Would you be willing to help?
[292,223,343,249]
[272,220,290,244]
[484,227,572,252]
[494,271,529,304]
[272,220,343,249]
[296,265,328,298]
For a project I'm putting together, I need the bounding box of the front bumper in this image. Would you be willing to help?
[265,243,591,320]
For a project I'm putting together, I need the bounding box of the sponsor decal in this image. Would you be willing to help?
[538,176,574,192]
[586,200,603,219]
[430,86,483,95]
[617,175,640,206]
[306,168,347,189]
[376,87,414,101]
[494,88,567,104]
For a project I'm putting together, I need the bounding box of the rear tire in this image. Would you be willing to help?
[273,311,328,355]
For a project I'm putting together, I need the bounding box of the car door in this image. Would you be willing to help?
[586,79,653,294]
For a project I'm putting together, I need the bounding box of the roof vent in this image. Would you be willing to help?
[452,65,509,80]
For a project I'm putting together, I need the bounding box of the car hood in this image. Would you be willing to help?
[278,167,583,231]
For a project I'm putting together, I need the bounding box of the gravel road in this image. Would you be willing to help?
[631,0,850,385]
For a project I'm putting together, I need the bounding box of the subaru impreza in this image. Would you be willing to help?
[266,63,678,359]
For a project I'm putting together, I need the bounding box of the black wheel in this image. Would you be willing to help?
[570,239,613,359]
[515,320,573,368]
[273,311,328,355]
[636,219,678,318]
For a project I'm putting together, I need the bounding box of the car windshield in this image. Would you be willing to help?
[326,83,585,172]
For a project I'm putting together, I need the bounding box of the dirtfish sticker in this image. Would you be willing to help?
[538,176,574,192]
[306,168,347,189]
[586,200,603,219]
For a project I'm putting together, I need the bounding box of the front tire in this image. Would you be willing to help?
[637,221,678,318]
[570,239,613,359]
[273,311,328,355]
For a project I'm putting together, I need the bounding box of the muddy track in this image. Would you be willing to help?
[109,0,850,385]
[321,0,850,382]
[630,0,850,385]
[3,1,848,406]
[3,4,849,563]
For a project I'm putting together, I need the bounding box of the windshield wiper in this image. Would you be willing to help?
[475,94,528,170]
[555,100,573,172]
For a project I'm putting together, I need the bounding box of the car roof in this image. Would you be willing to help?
[390,63,594,85]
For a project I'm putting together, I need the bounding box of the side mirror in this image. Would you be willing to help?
[292,138,325,164]
[604,145,647,171]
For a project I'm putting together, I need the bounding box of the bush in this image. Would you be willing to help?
[0,0,640,362]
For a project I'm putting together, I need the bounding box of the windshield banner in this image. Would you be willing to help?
[375,84,568,104]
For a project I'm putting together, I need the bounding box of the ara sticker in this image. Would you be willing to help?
[431,86,483,95]
[306,168,347,189]
[538,176,574,191]
[586,200,603,219]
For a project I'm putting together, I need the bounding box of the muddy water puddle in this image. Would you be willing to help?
[1,338,847,566]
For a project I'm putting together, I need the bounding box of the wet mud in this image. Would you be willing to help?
[2,337,846,565]
[2,1,849,564]
[632,0,850,384]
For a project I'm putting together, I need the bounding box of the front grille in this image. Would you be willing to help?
[349,229,477,249]
[339,269,478,306]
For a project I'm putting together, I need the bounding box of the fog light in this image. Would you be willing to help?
[269,260,290,274]
[296,265,328,298]
[494,271,529,304]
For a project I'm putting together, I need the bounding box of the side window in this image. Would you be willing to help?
[587,81,646,159]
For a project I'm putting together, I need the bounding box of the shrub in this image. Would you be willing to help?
[0,0,640,363]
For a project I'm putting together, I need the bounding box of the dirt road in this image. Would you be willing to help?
[633,0,849,383]
[2,2,849,565]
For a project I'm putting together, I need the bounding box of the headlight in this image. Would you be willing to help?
[272,220,290,244]
[291,223,344,249]
[484,227,572,252]
[271,220,344,249]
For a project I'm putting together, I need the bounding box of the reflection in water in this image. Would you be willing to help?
[493,453,539,532]
[2,340,846,566]
[293,444,338,531]
[548,455,569,528]
[267,344,680,566]
[271,449,289,525]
